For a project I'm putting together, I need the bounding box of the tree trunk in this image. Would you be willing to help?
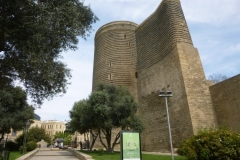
[111,131,120,152]
[90,130,98,151]
[98,128,116,153]
[98,129,108,151]
[0,132,5,143]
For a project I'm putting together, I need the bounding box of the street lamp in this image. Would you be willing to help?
[159,90,174,160]
[22,120,30,154]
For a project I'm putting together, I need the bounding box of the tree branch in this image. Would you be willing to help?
[98,129,107,150]
[111,131,120,149]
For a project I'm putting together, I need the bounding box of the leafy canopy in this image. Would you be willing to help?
[27,127,51,144]
[0,86,34,141]
[178,127,240,160]
[69,84,144,153]
[0,0,98,105]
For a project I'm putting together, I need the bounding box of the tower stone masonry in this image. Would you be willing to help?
[92,0,219,152]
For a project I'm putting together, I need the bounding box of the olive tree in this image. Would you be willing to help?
[69,84,144,153]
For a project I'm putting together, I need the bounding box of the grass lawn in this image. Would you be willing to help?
[9,151,23,160]
[80,150,187,160]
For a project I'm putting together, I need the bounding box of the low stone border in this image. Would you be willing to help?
[16,148,40,160]
[67,148,94,160]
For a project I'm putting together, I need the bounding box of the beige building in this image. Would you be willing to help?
[41,120,66,136]
[3,119,65,142]
[4,119,89,149]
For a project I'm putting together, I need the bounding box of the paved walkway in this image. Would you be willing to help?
[30,150,79,160]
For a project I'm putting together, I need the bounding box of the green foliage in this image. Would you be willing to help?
[69,83,144,153]
[0,0,98,105]
[53,132,72,145]
[97,148,104,156]
[27,127,51,144]
[15,134,24,149]
[0,86,34,142]
[18,146,25,153]
[15,127,51,149]
[5,141,18,151]
[89,84,144,131]
[26,141,37,151]
[177,127,240,160]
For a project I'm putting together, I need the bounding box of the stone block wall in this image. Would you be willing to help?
[136,45,194,152]
[93,21,138,100]
[92,21,138,150]
[136,0,193,73]
[135,0,217,152]
[210,74,240,132]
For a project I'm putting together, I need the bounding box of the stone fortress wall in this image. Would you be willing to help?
[92,0,240,152]
[93,21,138,100]
[209,74,240,132]
[135,0,217,152]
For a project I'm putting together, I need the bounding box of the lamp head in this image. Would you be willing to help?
[159,90,173,97]
[159,90,165,96]
[166,91,172,95]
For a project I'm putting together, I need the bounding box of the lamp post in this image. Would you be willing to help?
[159,90,174,160]
[22,120,30,154]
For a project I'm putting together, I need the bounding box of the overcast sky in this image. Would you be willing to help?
[35,0,240,122]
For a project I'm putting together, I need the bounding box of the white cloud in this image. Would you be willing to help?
[181,0,240,26]
[227,43,240,53]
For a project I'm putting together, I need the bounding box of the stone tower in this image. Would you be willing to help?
[136,0,217,151]
[92,0,218,152]
[92,21,138,99]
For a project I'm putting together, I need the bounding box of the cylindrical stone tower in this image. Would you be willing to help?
[92,21,138,99]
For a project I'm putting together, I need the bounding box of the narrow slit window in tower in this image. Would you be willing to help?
[108,74,113,80]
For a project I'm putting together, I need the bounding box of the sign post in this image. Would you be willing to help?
[120,130,142,160]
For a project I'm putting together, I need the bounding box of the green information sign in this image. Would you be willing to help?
[120,130,142,160]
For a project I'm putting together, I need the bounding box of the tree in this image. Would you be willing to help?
[0,85,34,142]
[69,84,144,153]
[0,0,98,105]
[208,73,228,84]
[69,99,99,150]
[53,132,72,146]
[15,127,51,149]
[27,127,51,144]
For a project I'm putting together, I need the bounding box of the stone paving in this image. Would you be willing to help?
[30,150,79,160]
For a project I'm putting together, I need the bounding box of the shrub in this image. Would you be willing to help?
[19,146,25,153]
[177,127,240,160]
[26,141,37,151]
[5,141,18,150]
[97,148,104,156]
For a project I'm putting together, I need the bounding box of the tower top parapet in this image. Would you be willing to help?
[95,21,138,40]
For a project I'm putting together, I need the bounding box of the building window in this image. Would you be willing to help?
[11,131,16,137]
[108,74,113,80]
